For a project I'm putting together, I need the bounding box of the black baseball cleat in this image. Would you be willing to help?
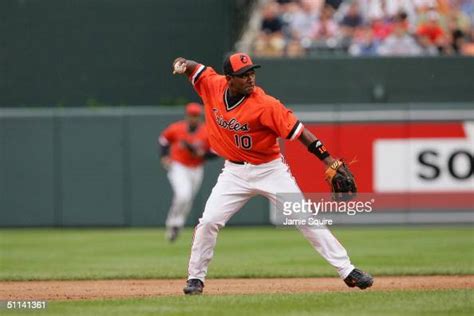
[166,226,180,243]
[183,279,204,295]
[344,268,374,289]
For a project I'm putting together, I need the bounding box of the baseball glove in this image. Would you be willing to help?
[325,160,357,201]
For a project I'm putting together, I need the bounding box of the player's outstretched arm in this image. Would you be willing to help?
[298,128,335,166]
[299,127,357,200]
[172,57,199,76]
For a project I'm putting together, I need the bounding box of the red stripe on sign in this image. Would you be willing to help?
[370,193,474,211]
[283,121,468,196]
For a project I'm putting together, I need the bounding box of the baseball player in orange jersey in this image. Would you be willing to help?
[172,53,373,294]
[158,103,216,242]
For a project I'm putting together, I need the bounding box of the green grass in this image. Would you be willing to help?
[0,226,473,281]
[4,290,473,316]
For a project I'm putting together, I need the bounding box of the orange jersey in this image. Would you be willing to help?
[188,65,304,164]
[159,121,210,167]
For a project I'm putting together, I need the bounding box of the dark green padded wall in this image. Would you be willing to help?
[0,108,270,227]
[59,116,125,225]
[0,117,56,225]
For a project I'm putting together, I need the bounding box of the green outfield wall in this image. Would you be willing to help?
[2,104,473,227]
[0,107,268,227]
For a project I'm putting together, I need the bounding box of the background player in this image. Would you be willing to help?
[172,53,373,294]
[158,103,215,242]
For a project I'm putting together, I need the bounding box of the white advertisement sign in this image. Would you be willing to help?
[374,122,474,193]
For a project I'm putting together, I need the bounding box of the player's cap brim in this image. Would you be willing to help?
[186,109,202,116]
[231,64,261,76]
[185,102,203,116]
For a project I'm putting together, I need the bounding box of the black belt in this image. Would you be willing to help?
[229,160,245,165]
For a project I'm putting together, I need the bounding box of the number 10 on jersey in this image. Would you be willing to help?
[234,134,252,150]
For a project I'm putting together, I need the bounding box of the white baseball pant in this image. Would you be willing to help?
[165,161,204,228]
[187,157,355,282]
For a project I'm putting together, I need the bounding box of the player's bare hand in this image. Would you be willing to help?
[172,58,187,75]
[161,157,171,170]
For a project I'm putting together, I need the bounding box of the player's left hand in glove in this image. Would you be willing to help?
[325,160,357,201]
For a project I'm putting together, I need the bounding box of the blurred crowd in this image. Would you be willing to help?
[253,0,474,57]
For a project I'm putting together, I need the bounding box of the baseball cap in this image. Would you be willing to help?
[223,53,261,76]
[185,102,203,116]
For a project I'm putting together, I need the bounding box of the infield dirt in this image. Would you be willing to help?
[1,276,473,300]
